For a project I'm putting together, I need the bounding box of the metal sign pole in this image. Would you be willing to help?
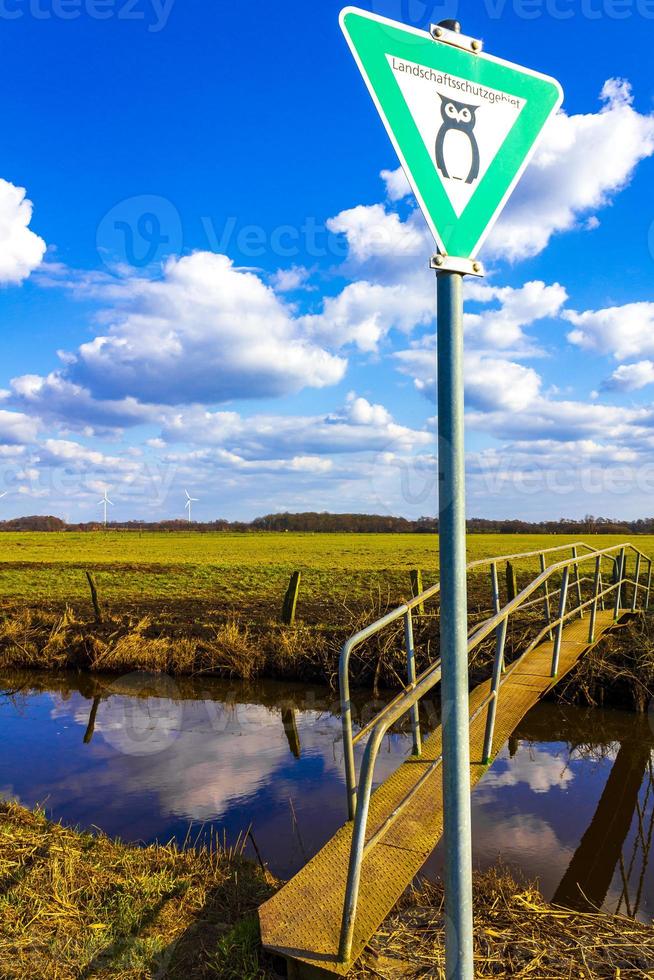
[340,10,561,975]
[435,261,474,980]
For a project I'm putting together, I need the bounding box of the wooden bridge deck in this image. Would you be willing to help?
[259,608,628,977]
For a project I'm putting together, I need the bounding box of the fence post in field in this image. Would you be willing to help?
[85,571,103,624]
[505,561,517,602]
[410,569,425,614]
[281,571,302,626]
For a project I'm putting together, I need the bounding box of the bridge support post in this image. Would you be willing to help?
[632,553,642,613]
[435,266,474,980]
[540,552,553,639]
[598,566,605,610]
[588,555,602,643]
[404,610,422,756]
[646,559,652,611]
[489,562,507,673]
[572,546,584,618]
[614,547,626,621]
[482,610,507,765]
[551,567,570,677]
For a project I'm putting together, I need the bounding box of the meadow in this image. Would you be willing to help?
[1,530,652,614]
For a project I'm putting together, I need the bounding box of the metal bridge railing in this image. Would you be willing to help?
[336,541,652,963]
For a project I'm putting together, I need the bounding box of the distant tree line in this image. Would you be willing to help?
[1,512,653,534]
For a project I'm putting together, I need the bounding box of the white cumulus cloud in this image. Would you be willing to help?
[465,280,568,354]
[301,277,433,352]
[0,179,46,284]
[64,252,346,405]
[565,302,654,361]
[604,360,654,392]
[158,394,430,458]
[487,79,654,261]
[0,409,38,445]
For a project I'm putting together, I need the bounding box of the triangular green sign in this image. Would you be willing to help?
[340,7,563,259]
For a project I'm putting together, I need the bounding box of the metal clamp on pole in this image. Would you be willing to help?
[431,254,485,278]
[430,20,484,54]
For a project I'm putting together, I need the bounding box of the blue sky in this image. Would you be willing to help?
[1,0,654,522]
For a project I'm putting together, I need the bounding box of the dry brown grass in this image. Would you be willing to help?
[0,600,440,690]
[2,590,652,710]
[0,607,313,683]
[554,611,654,712]
[352,868,654,978]
[0,802,274,979]
[2,804,653,978]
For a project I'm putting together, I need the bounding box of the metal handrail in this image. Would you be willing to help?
[336,541,652,964]
[465,539,599,571]
[338,539,603,820]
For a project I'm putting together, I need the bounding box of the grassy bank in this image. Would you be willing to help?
[1,593,651,711]
[1,532,652,701]
[0,802,274,979]
[3,802,653,979]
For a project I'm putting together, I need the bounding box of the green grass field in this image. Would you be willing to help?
[1,531,652,617]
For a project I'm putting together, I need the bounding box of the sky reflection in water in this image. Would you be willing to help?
[0,671,652,921]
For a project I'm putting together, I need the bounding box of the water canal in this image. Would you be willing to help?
[0,669,652,922]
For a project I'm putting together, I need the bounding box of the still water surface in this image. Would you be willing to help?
[1,669,653,922]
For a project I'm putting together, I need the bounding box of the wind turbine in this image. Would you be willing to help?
[98,489,113,527]
[0,491,7,501]
[184,489,198,524]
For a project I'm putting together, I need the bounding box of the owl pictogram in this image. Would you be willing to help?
[435,96,480,185]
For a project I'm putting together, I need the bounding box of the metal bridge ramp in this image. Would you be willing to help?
[258,609,624,977]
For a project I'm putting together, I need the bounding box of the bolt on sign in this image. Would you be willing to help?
[340,7,563,260]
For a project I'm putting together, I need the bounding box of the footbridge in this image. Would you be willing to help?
[259,541,652,977]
